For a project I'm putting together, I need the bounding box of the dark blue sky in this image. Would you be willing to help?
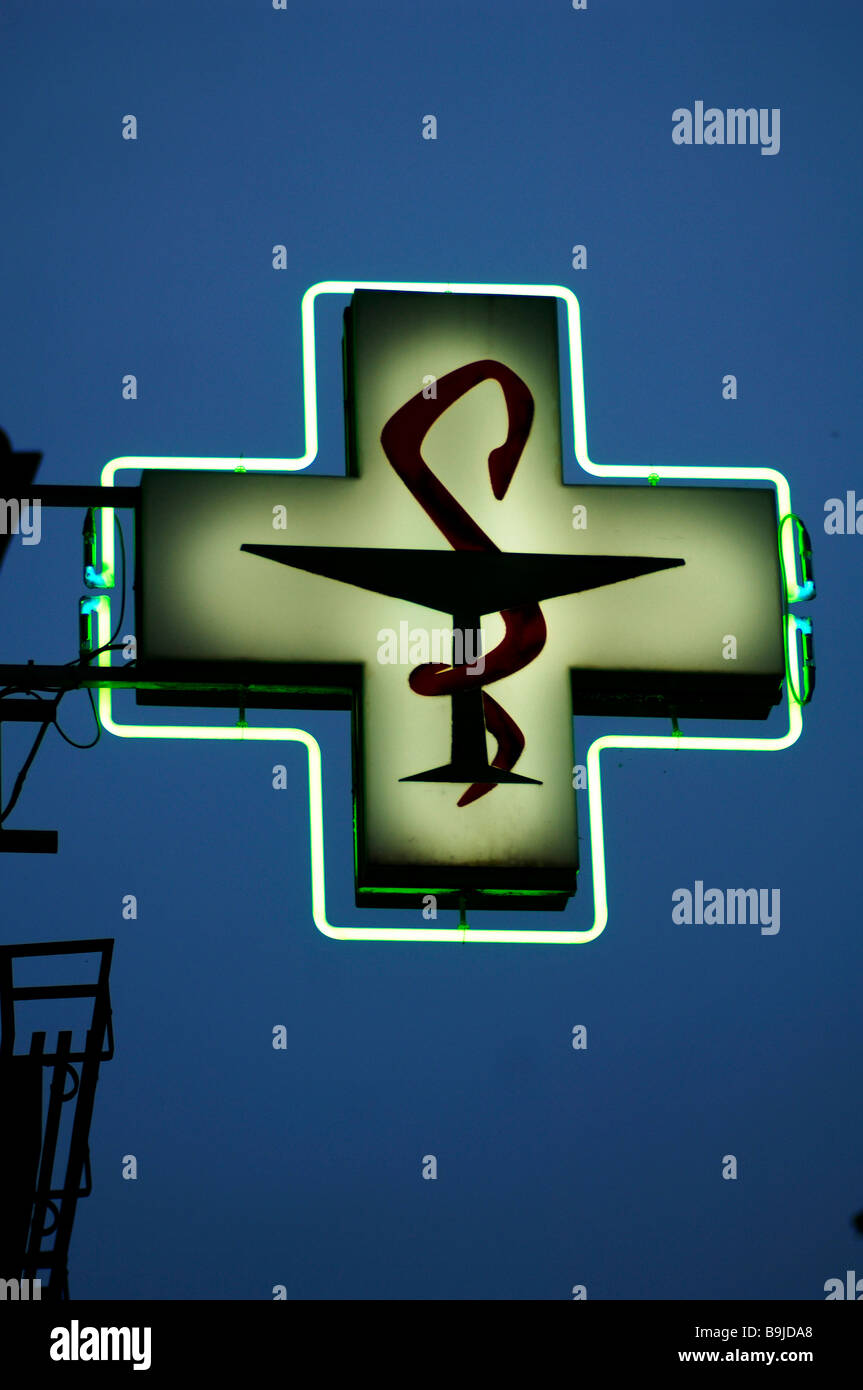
[2,0,860,1299]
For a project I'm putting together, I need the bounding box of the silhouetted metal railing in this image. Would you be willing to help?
[0,939,113,1300]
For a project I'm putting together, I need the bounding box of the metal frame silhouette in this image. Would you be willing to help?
[0,939,114,1300]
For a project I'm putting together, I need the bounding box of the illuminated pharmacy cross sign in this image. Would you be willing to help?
[140,289,785,910]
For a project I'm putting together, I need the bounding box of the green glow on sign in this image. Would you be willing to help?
[92,280,810,944]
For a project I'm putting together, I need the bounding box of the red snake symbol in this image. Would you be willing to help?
[380,360,546,807]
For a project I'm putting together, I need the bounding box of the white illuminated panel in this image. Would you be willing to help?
[138,291,783,901]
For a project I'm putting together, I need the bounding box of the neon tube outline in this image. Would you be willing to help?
[93,281,808,944]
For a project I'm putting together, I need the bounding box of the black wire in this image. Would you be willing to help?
[53,687,100,749]
[0,719,50,822]
[0,691,52,821]
[0,512,126,816]
[0,686,100,820]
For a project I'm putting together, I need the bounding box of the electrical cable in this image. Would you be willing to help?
[1,719,50,822]
[52,687,101,749]
[1,511,126,817]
